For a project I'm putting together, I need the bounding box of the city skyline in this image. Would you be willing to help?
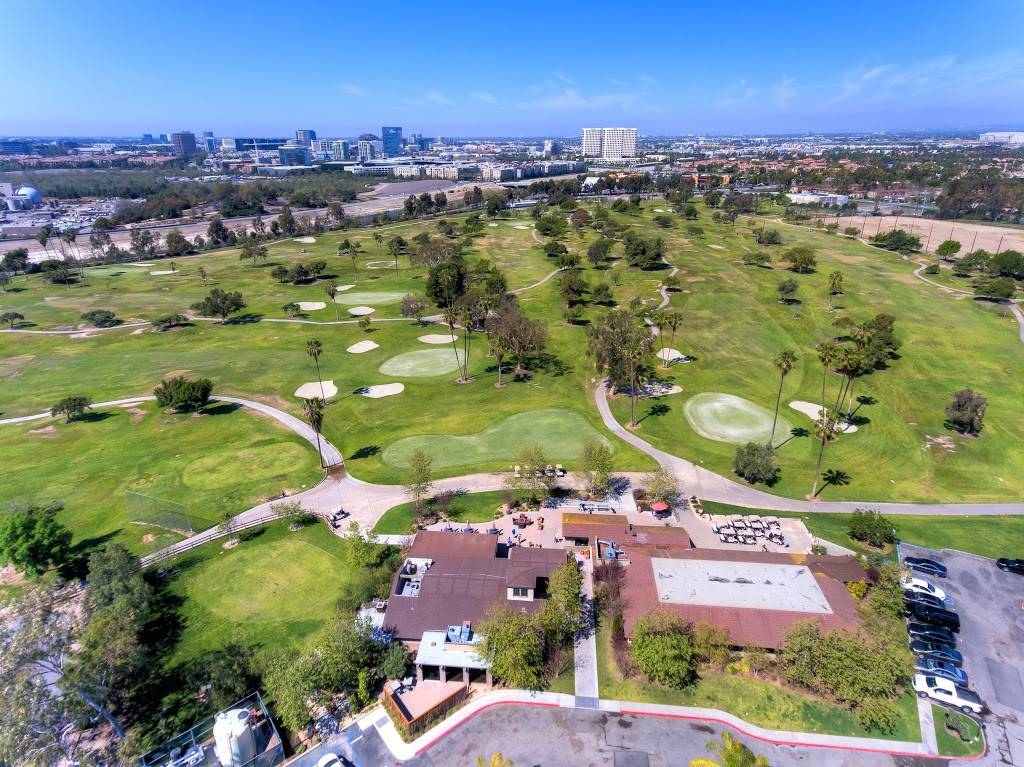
[3,0,1024,136]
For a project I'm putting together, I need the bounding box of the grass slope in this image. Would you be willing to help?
[0,401,321,554]
[373,490,509,535]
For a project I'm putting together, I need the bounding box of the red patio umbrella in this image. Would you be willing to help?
[651,501,670,512]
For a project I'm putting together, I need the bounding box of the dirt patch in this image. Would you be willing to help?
[141,534,156,544]
[686,276,706,282]
[923,435,958,453]
[29,424,57,434]
[0,564,26,587]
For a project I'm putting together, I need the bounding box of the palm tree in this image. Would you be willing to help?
[373,231,384,252]
[301,397,326,468]
[691,731,768,767]
[815,342,837,417]
[624,334,652,427]
[458,304,475,381]
[306,339,325,399]
[651,311,669,368]
[476,754,513,767]
[348,241,362,270]
[666,311,683,360]
[770,349,797,444]
[827,270,844,310]
[325,280,340,322]
[811,416,837,498]
[442,305,462,374]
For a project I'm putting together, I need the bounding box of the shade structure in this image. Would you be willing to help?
[651,501,670,512]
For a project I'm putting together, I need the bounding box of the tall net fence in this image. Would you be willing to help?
[125,491,192,535]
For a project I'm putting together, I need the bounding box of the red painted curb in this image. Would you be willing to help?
[618,708,988,762]
[410,699,988,762]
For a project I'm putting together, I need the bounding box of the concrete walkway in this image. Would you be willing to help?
[918,697,939,755]
[573,562,599,704]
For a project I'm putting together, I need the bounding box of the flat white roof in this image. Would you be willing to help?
[414,630,489,670]
[651,558,833,614]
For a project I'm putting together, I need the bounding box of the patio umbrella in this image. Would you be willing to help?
[651,501,670,512]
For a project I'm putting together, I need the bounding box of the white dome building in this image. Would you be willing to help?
[15,186,44,206]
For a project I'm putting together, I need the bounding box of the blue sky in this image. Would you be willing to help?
[2,0,1023,137]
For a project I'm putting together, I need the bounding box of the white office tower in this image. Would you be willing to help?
[581,127,637,159]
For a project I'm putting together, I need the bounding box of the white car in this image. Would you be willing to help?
[316,754,345,767]
[913,673,983,715]
[902,575,946,601]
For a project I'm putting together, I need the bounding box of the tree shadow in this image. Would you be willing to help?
[63,529,123,578]
[75,411,115,423]
[349,445,381,460]
[202,402,242,416]
[531,353,571,377]
[225,313,264,325]
[774,426,810,449]
[238,525,266,542]
[637,402,671,424]
[814,469,852,498]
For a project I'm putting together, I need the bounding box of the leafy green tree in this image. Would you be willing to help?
[239,238,268,266]
[86,542,152,616]
[50,395,92,423]
[847,509,896,547]
[580,439,614,496]
[776,278,798,303]
[154,375,213,412]
[935,239,961,260]
[542,560,583,642]
[755,228,782,245]
[644,466,678,504]
[271,265,289,282]
[400,293,426,323]
[827,270,844,310]
[587,309,653,426]
[478,608,545,690]
[152,313,188,331]
[945,388,987,435]
[192,288,245,322]
[783,246,816,273]
[869,229,921,252]
[506,444,553,501]
[631,611,696,687]
[164,228,190,257]
[403,448,433,511]
[732,442,778,485]
[80,309,119,328]
[0,503,72,578]
[972,275,1016,299]
[1,310,24,328]
[381,642,409,681]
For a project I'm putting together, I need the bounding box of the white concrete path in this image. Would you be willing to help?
[573,562,599,701]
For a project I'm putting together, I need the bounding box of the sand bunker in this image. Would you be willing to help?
[418,333,458,345]
[364,260,394,269]
[684,392,791,445]
[653,208,667,212]
[294,380,337,398]
[348,306,375,316]
[789,401,859,433]
[360,383,405,398]
[707,244,726,251]
[513,225,530,230]
[656,348,689,363]
[293,236,316,244]
[297,301,326,311]
[488,222,499,227]
[379,348,461,377]
[334,284,355,292]
[126,262,154,267]
[347,340,379,353]
[150,270,178,275]
[335,291,405,306]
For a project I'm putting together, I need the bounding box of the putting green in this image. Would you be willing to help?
[683,392,792,445]
[379,348,461,377]
[184,537,344,622]
[383,408,610,469]
[333,291,407,306]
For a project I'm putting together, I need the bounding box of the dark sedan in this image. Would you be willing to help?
[910,604,960,632]
[916,658,968,685]
[910,640,963,665]
[904,557,948,578]
[904,589,945,610]
[997,558,1024,575]
[908,622,957,645]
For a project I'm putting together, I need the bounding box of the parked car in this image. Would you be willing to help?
[913,674,983,715]
[911,640,963,665]
[904,589,946,610]
[903,557,947,578]
[996,558,1024,575]
[916,658,968,685]
[910,604,960,632]
[908,622,957,645]
[316,754,350,767]
[901,575,946,601]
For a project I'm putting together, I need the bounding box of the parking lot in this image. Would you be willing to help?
[901,543,1024,765]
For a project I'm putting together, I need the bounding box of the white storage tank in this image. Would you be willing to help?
[213,708,256,767]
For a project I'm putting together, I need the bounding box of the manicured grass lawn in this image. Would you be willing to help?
[595,625,920,741]
[608,203,1024,503]
[699,500,1024,559]
[0,401,321,554]
[373,490,510,534]
[545,644,576,695]
[932,706,985,758]
[158,519,366,665]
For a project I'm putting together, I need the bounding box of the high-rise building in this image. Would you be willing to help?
[543,139,560,158]
[142,133,154,143]
[294,129,317,146]
[170,131,197,157]
[381,126,403,158]
[356,140,375,162]
[581,127,637,159]
[278,144,312,165]
[330,140,349,160]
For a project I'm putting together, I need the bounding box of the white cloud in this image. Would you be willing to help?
[555,72,574,84]
[516,88,640,111]
[638,72,657,84]
[403,89,453,106]
[338,83,365,96]
[471,90,498,104]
